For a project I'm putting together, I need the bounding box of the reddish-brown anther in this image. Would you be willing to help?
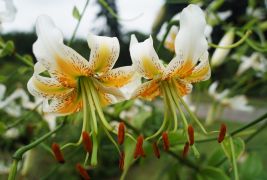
[182,142,190,158]
[51,143,65,164]
[82,131,93,154]
[118,122,125,145]
[152,142,160,159]
[188,125,194,146]
[134,135,145,159]
[218,123,227,143]
[76,163,90,180]
[162,132,170,151]
[119,151,125,170]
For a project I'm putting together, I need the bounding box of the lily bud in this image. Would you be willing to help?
[211,30,235,67]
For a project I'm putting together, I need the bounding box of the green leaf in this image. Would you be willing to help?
[207,148,225,166]
[198,166,230,180]
[168,129,187,145]
[72,6,81,20]
[221,137,245,161]
[0,41,15,58]
[239,153,263,180]
[120,136,136,180]
[0,122,6,135]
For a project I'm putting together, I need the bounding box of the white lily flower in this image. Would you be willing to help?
[208,81,253,112]
[236,52,267,76]
[157,8,212,52]
[131,4,210,101]
[0,0,17,30]
[211,29,235,67]
[27,15,138,116]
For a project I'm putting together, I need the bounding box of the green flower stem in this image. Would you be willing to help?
[0,41,34,67]
[236,31,267,52]
[156,20,179,53]
[166,83,200,158]
[145,85,169,141]
[83,79,98,134]
[87,79,113,132]
[83,153,89,166]
[91,132,98,166]
[8,119,66,180]
[61,81,90,150]
[231,112,267,136]
[169,80,209,135]
[68,0,90,46]
[208,30,252,49]
[230,137,239,180]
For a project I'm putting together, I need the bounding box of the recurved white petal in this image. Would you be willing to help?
[130,35,165,79]
[164,4,208,79]
[87,34,120,75]
[33,15,91,87]
[43,90,82,115]
[99,66,136,88]
[183,51,211,83]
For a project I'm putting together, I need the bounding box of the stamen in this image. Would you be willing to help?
[51,143,65,164]
[82,131,93,154]
[187,125,194,146]
[134,135,145,159]
[152,142,160,159]
[182,142,190,158]
[119,151,125,170]
[218,123,227,143]
[76,163,90,180]
[118,122,125,145]
[162,132,170,151]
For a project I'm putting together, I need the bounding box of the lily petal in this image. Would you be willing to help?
[164,5,208,79]
[131,79,160,101]
[173,79,192,96]
[183,51,211,83]
[130,35,165,79]
[87,34,120,75]
[33,15,91,87]
[27,62,73,99]
[99,66,136,88]
[43,90,82,115]
[27,75,73,99]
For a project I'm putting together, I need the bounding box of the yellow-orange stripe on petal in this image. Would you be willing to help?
[87,34,120,75]
[130,35,165,79]
[27,75,73,99]
[184,51,211,83]
[173,79,192,96]
[33,16,91,88]
[99,66,135,88]
[43,90,82,115]
[131,79,160,101]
